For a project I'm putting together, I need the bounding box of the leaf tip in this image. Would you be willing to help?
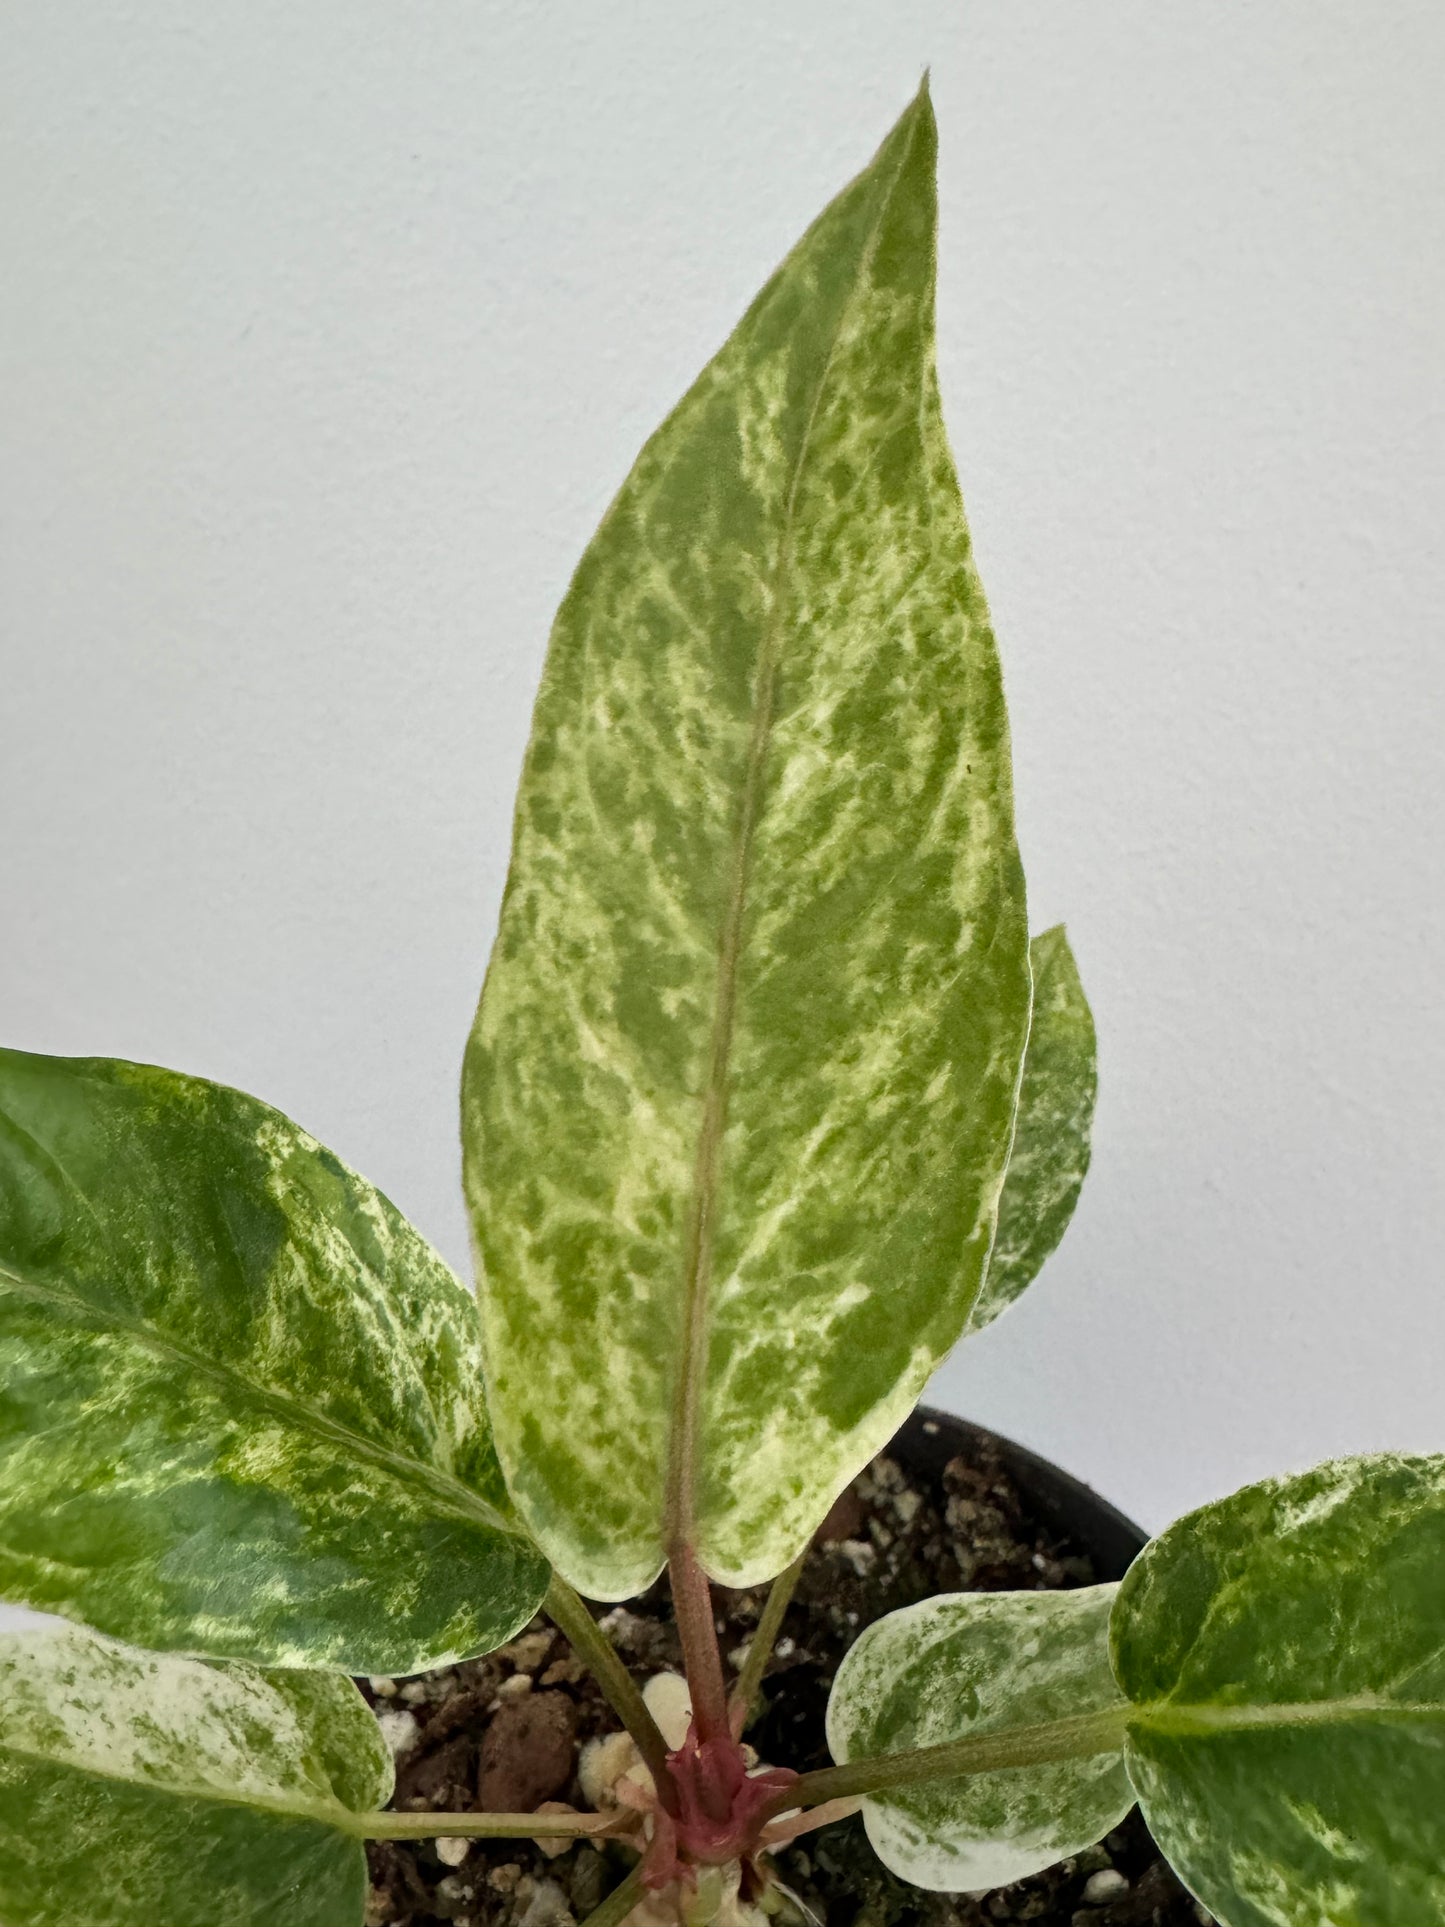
[881,72,936,156]
[908,69,937,141]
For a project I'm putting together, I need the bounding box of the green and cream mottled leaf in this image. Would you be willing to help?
[463,85,1031,1597]
[1113,1453,1445,1927]
[970,925,1096,1333]
[0,1047,548,1672]
[826,1586,1132,1890]
[0,1622,389,1927]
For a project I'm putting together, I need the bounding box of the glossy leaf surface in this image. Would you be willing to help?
[464,85,1031,1596]
[1114,1453,1445,1927]
[0,1048,548,1671]
[970,925,1096,1332]
[0,1623,389,1927]
[826,1585,1132,1890]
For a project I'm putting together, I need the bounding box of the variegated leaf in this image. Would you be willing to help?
[1113,1453,1445,1927]
[0,1623,389,1927]
[826,1586,1132,1890]
[463,84,1032,1597]
[970,925,1096,1332]
[0,1047,548,1672]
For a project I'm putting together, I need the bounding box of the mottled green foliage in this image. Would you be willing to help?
[1113,1454,1445,1927]
[970,926,1096,1332]
[463,84,1031,1597]
[0,1624,389,1927]
[0,1048,548,1671]
[827,1586,1132,1890]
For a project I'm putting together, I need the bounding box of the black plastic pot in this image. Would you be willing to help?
[895,1404,1147,1579]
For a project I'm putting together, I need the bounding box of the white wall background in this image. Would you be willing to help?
[3,3,1442,1613]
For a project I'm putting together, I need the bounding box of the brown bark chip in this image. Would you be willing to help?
[814,1484,866,1544]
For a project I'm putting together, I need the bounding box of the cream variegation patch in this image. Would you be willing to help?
[0,1624,387,1927]
[826,1585,1132,1892]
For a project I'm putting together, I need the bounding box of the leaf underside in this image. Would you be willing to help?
[464,84,1031,1597]
[1113,1452,1445,1927]
[0,1048,548,1672]
[0,1623,389,1927]
[826,1585,1132,1890]
[970,924,1096,1333]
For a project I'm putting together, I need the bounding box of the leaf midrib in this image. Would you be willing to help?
[0,1731,360,1834]
[1133,1694,1444,1738]
[0,1260,518,1541]
[662,101,927,1556]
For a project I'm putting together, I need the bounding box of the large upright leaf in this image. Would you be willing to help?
[1113,1453,1445,1927]
[969,924,1096,1333]
[0,1048,548,1671]
[464,85,1032,1597]
[826,1586,1132,1890]
[0,1624,389,1927]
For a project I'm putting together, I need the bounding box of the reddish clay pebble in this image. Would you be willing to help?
[477,1693,577,1813]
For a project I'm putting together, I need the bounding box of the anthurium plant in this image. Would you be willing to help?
[1,83,1440,1927]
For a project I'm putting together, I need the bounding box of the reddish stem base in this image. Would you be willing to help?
[641,1722,798,1890]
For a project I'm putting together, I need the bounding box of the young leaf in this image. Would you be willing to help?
[825,1586,1132,1890]
[0,1047,548,1672]
[463,84,1032,1597]
[0,1624,390,1927]
[1113,1453,1445,1927]
[969,925,1096,1333]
